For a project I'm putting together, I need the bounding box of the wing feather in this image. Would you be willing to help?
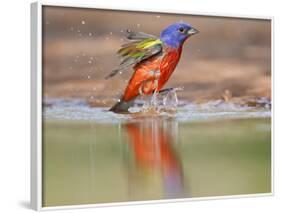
[105,31,163,79]
[125,29,157,40]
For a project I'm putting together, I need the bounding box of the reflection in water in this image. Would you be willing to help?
[43,117,271,207]
[124,118,186,199]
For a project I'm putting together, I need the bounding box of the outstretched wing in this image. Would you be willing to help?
[125,29,157,40]
[105,30,163,79]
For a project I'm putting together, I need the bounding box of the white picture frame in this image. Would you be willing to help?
[31,1,274,211]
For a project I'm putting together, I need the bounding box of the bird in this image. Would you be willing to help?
[106,22,199,113]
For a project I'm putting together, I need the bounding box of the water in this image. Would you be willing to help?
[42,98,271,207]
[43,98,270,123]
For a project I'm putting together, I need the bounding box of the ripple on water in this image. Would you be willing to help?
[43,98,271,123]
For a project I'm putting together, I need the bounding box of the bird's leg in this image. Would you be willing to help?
[151,88,158,107]
[138,81,150,111]
[138,70,161,112]
[138,84,144,96]
[151,70,161,108]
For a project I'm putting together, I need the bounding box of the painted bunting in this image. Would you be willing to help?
[106,22,199,113]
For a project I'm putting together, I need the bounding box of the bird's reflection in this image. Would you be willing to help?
[123,117,185,199]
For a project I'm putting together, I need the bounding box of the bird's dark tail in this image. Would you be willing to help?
[109,99,135,113]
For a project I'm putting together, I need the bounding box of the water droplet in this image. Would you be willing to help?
[109,32,113,35]
[77,29,81,33]
[81,20,86,25]
[137,23,141,28]
[88,60,92,64]
[87,75,91,79]
[119,71,122,74]
[88,32,93,36]
[156,15,161,18]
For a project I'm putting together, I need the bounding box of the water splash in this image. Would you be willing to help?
[163,90,178,111]
[133,88,182,114]
[151,91,159,107]
[43,98,271,123]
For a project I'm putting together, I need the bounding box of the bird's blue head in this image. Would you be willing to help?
[160,22,199,48]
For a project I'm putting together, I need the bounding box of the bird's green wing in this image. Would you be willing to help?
[105,30,163,79]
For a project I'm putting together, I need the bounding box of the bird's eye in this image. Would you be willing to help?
[178,27,185,33]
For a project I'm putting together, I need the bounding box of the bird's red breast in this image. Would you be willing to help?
[122,47,182,102]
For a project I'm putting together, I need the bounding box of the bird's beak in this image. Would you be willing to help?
[187,28,199,36]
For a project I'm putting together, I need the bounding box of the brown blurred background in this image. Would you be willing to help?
[42,6,271,106]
